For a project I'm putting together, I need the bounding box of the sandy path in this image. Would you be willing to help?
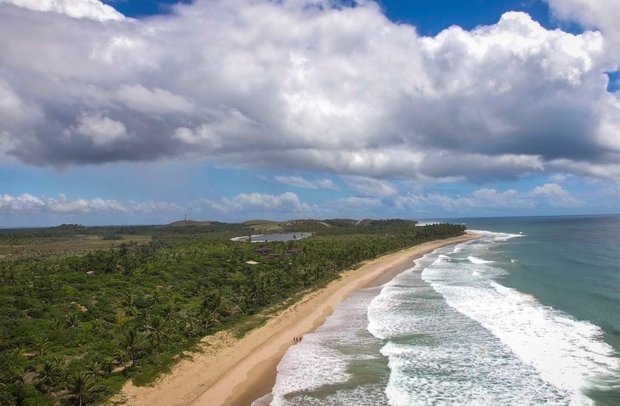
[114,233,478,406]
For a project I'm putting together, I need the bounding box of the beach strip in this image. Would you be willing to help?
[116,233,479,406]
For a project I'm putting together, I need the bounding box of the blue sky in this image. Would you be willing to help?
[0,0,618,227]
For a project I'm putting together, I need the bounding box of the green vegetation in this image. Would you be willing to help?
[0,219,465,405]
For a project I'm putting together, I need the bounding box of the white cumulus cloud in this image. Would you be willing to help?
[531,182,582,207]
[114,84,194,114]
[274,175,337,190]
[69,113,129,145]
[546,0,620,62]
[395,182,583,213]
[0,0,617,181]
[345,176,398,197]
[199,192,316,217]
[0,0,124,21]
[0,193,183,214]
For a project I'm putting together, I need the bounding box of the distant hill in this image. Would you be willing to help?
[52,223,85,231]
[157,218,420,233]
[167,220,213,227]
[242,220,284,232]
[290,218,417,228]
[280,218,418,233]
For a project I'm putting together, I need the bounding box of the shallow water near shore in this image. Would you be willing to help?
[258,215,620,405]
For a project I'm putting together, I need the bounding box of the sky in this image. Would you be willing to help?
[0,0,618,227]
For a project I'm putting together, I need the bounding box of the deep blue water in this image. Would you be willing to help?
[257,215,620,406]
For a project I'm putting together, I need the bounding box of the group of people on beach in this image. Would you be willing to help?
[293,336,303,343]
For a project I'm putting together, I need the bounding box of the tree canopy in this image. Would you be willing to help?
[0,219,465,405]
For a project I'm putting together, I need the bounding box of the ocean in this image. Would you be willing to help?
[255,215,620,406]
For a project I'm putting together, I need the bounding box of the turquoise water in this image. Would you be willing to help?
[461,216,620,354]
[256,215,620,405]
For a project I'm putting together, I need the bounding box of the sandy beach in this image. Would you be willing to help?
[115,233,479,406]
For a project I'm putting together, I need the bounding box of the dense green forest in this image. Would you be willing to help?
[0,219,466,405]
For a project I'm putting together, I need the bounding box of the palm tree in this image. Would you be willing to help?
[122,293,138,317]
[67,371,96,406]
[122,327,143,365]
[138,307,151,329]
[200,289,226,326]
[32,336,51,356]
[181,313,202,338]
[87,361,103,377]
[35,358,62,394]
[147,315,167,351]
[160,303,175,328]
[90,318,105,334]
[0,348,26,386]
[102,356,116,376]
[113,349,128,368]
[66,313,80,328]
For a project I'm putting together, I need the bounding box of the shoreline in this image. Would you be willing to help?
[114,233,479,406]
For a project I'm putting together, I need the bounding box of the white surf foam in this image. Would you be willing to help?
[469,229,525,242]
[421,233,620,405]
[381,339,568,406]
[368,246,571,405]
[270,340,350,405]
[467,255,494,264]
[270,287,388,405]
[367,253,434,340]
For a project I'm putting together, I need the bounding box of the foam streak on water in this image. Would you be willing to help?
[417,231,620,405]
[368,249,568,405]
[268,288,390,406]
